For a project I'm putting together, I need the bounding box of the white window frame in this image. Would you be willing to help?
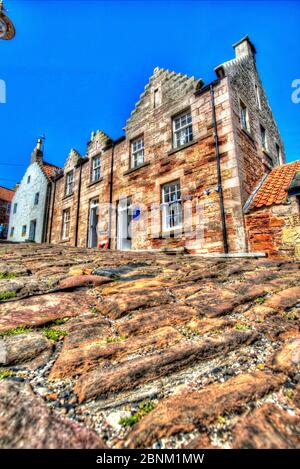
[240,100,250,132]
[91,155,101,182]
[161,180,182,231]
[131,137,144,168]
[260,125,268,151]
[255,84,262,110]
[172,111,193,149]
[65,171,74,196]
[62,209,71,240]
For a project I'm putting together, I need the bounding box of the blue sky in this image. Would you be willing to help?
[0,0,299,188]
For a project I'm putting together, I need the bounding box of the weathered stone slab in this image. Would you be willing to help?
[268,337,300,375]
[0,381,106,449]
[74,330,257,402]
[49,327,182,379]
[0,292,95,334]
[58,275,111,290]
[231,403,300,449]
[99,287,173,320]
[125,372,284,448]
[0,333,52,366]
[117,304,198,336]
[265,286,300,311]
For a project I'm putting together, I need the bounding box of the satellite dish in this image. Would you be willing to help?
[0,2,16,40]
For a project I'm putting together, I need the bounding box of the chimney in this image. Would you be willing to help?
[30,137,44,164]
[233,36,256,60]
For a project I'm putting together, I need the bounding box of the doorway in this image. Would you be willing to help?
[88,199,99,248]
[117,197,132,250]
[29,219,36,242]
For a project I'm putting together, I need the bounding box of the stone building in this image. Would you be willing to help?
[48,36,285,254]
[8,139,61,243]
[0,185,14,238]
[244,160,300,259]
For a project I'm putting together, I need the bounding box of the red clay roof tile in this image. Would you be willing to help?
[248,160,300,210]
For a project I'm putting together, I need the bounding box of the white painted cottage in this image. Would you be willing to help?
[8,139,61,243]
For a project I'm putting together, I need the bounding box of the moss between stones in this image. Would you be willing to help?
[119,401,156,427]
[106,335,127,344]
[0,369,13,380]
[0,326,33,337]
[0,272,17,280]
[0,291,17,301]
[43,328,68,342]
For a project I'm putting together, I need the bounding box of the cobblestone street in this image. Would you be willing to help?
[0,243,299,448]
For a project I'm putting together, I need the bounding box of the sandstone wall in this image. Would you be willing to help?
[245,197,300,259]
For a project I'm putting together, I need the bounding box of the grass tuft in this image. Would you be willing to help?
[44,328,67,342]
[0,326,33,337]
[119,401,156,427]
[0,291,17,301]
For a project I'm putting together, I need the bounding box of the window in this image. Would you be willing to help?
[260,125,267,151]
[6,203,11,214]
[154,88,161,108]
[21,225,27,237]
[173,111,193,148]
[276,144,281,163]
[131,137,144,168]
[27,175,31,184]
[240,100,250,131]
[162,180,182,230]
[34,192,39,205]
[62,208,71,240]
[13,203,17,214]
[10,227,14,237]
[255,84,261,110]
[91,156,101,182]
[65,171,74,196]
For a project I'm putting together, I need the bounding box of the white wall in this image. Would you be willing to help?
[8,162,49,243]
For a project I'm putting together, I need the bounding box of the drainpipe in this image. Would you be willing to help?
[42,182,52,243]
[48,178,57,244]
[108,141,115,249]
[75,161,83,247]
[210,84,229,253]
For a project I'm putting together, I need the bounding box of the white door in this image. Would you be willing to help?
[88,199,99,248]
[117,197,132,250]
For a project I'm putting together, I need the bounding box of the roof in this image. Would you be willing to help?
[246,160,300,211]
[288,171,300,196]
[42,161,61,179]
[0,186,14,202]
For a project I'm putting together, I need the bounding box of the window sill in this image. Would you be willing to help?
[63,193,74,201]
[87,177,103,188]
[60,238,70,244]
[241,127,255,143]
[155,227,183,239]
[262,149,273,160]
[167,139,198,156]
[123,161,150,176]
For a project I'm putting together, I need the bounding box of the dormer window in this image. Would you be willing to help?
[172,111,193,148]
[65,170,74,196]
[131,137,144,168]
[91,156,101,182]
